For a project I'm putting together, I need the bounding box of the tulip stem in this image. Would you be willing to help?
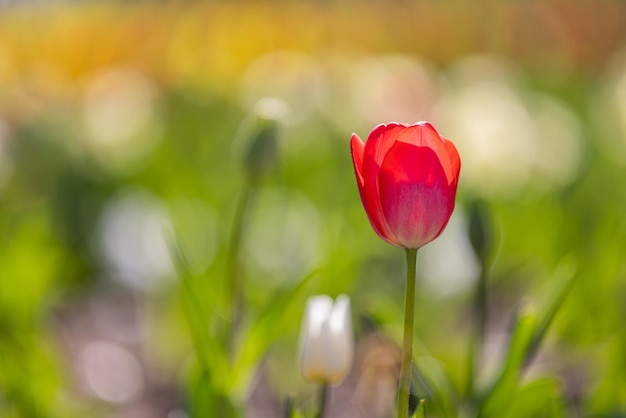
[317,382,329,418]
[398,248,418,418]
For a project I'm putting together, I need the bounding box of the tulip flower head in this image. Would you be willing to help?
[300,294,354,385]
[351,122,461,249]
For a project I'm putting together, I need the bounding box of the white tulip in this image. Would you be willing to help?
[299,294,354,385]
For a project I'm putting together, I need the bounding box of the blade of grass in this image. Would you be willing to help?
[524,257,577,367]
[167,232,227,381]
[231,269,320,389]
[412,399,426,418]
[503,377,564,418]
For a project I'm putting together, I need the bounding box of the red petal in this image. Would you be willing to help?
[350,133,366,203]
[393,122,444,147]
[443,137,461,187]
[395,122,461,181]
[378,141,456,249]
[364,122,409,166]
[361,124,410,246]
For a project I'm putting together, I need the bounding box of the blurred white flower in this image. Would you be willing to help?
[300,294,354,385]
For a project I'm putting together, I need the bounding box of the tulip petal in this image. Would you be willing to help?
[360,123,410,246]
[443,137,461,187]
[364,122,409,166]
[353,132,394,244]
[378,141,456,249]
[327,295,354,385]
[350,133,366,202]
[300,295,354,385]
[300,296,333,382]
[395,122,461,185]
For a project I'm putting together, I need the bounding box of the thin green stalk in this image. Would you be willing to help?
[398,248,418,418]
[475,266,488,351]
[466,266,488,400]
[226,182,254,353]
[317,382,329,418]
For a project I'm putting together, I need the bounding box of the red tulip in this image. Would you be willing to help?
[351,122,461,249]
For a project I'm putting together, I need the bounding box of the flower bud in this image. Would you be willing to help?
[299,294,354,385]
[242,98,287,181]
[467,199,494,265]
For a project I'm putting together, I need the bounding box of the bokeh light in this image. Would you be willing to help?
[82,68,162,175]
[96,188,175,291]
[244,187,322,285]
[418,210,481,299]
[78,341,144,404]
[352,54,439,126]
[592,48,626,165]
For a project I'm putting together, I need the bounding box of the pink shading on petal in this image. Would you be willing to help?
[378,141,455,249]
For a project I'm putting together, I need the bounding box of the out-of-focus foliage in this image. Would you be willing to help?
[1,0,626,417]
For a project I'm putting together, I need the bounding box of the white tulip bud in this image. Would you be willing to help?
[299,294,354,385]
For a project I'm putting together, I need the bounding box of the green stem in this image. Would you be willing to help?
[398,248,418,418]
[466,266,488,401]
[226,182,254,354]
[475,266,488,352]
[317,382,329,418]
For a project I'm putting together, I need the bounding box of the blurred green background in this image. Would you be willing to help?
[1,0,626,417]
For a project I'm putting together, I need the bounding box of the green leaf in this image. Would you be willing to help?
[167,231,228,381]
[477,303,537,418]
[503,378,564,418]
[525,256,577,366]
[475,258,577,418]
[412,357,456,418]
[188,358,242,417]
[411,399,426,418]
[283,397,304,418]
[231,269,320,391]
